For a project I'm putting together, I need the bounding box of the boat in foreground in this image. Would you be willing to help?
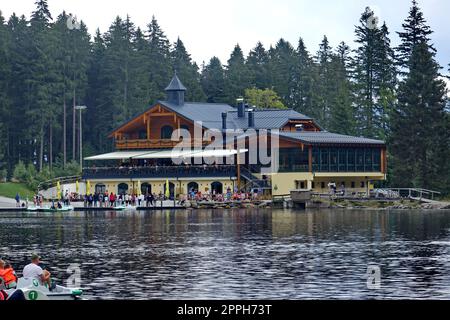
[4,277,84,300]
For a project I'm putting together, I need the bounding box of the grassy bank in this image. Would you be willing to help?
[0,182,35,200]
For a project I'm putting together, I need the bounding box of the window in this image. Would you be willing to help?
[161,125,173,139]
[95,184,106,194]
[118,183,129,195]
[360,181,365,188]
[278,148,308,172]
[351,181,355,188]
[312,182,315,189]
[330,148,338,172]
[338,149,347,172]
[373,149,381,171]
[138,130,147,139]
[320,149,329,172]
[300,181,305,189]
[356,149,364,171]
[141,183,151,195]
[187,182,199,193]
[365,148,373,171]
[321,182,325,189]
[211,181,223,194]
[347,149,355,172]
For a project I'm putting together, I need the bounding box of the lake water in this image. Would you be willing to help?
[1,208,450,299]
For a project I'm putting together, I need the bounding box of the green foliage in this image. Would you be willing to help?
[0,182,35,199]
[389,42,448,191]
[13,161,28,182]
[0,0,448,193]
[244,88,286,109]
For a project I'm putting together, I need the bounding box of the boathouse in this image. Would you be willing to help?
[83,74,386,198]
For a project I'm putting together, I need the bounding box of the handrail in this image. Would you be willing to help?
[37,175,82,191]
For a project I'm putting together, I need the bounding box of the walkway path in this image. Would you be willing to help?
[0,196,16,208]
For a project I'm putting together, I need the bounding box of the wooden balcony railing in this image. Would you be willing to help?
[115,139,209,149]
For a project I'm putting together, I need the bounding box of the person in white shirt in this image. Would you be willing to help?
[22,254,51,288]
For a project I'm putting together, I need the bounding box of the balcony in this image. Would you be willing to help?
[115,139,209,150]
[82,165,237,180]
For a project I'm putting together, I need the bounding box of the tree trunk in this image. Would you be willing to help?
[39,122,44,172]
[72,87,76,160]
[49,124,53,170]
[63,91,66,168]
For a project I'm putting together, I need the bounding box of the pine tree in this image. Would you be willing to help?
[224,44,252,104]
[246,42,270,89]
[171,38,206,101]
[0,11,10,172]
[267,39,297,108]
[389,42,448,190]
[200,57,227,103]
[327,42,356,135]
[396,0,435,70]
[29,0,59,171]
[311,35,334,128]
[352,7,396,139]
[291,38,315,117]
[147,16,171,102]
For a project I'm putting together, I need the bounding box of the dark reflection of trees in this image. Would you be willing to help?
[1,209,450,299]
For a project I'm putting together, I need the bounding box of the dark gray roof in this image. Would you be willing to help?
[278,131,385,146]
[193,108,313,130]
[159,101,234,126]
[165,74,187,91]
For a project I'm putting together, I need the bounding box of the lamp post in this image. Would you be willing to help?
[75,105,87,171]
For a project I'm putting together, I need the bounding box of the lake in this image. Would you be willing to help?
[1,208,450,299]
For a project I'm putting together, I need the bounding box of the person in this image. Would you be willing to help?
[0,260,18,289]
[22,254,52,290]
[50,200,56,210]
[15,193,20,207]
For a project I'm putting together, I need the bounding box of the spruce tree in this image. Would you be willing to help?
[389,42,448,190]
[200,57,227,103]
[246,42,270,89]
[352,7,396,139]
[224,44,252,104]
[327,42,356,135]
[291,38,315,117]
[396,0,435,70]
[171,38,206,102]
[267,39,297,108]
[312,35,334,128]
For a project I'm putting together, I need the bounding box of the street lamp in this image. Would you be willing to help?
[75,105,87,171]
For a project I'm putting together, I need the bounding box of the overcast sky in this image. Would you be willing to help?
[1,0,449,74]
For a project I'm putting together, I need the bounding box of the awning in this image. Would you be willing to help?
[84,151,152,160]
[85,149,248,161]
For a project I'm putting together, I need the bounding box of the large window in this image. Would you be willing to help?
[161,125,173,139]
[312,147,383,173]
[279,148,309,172]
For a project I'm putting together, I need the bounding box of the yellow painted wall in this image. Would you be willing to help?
[87,179,234,195]
[271,173,314,196]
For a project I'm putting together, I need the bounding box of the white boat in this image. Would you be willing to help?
[26,205,74,212]
[4,277,84,300]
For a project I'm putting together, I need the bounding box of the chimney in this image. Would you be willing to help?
[222,112,227,130]
[248,109,255,127]
[237,98,245,118]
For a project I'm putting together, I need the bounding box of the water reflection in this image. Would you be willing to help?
[1,209,450,299]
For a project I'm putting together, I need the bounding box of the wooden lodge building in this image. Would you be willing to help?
[83,74,387,198]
